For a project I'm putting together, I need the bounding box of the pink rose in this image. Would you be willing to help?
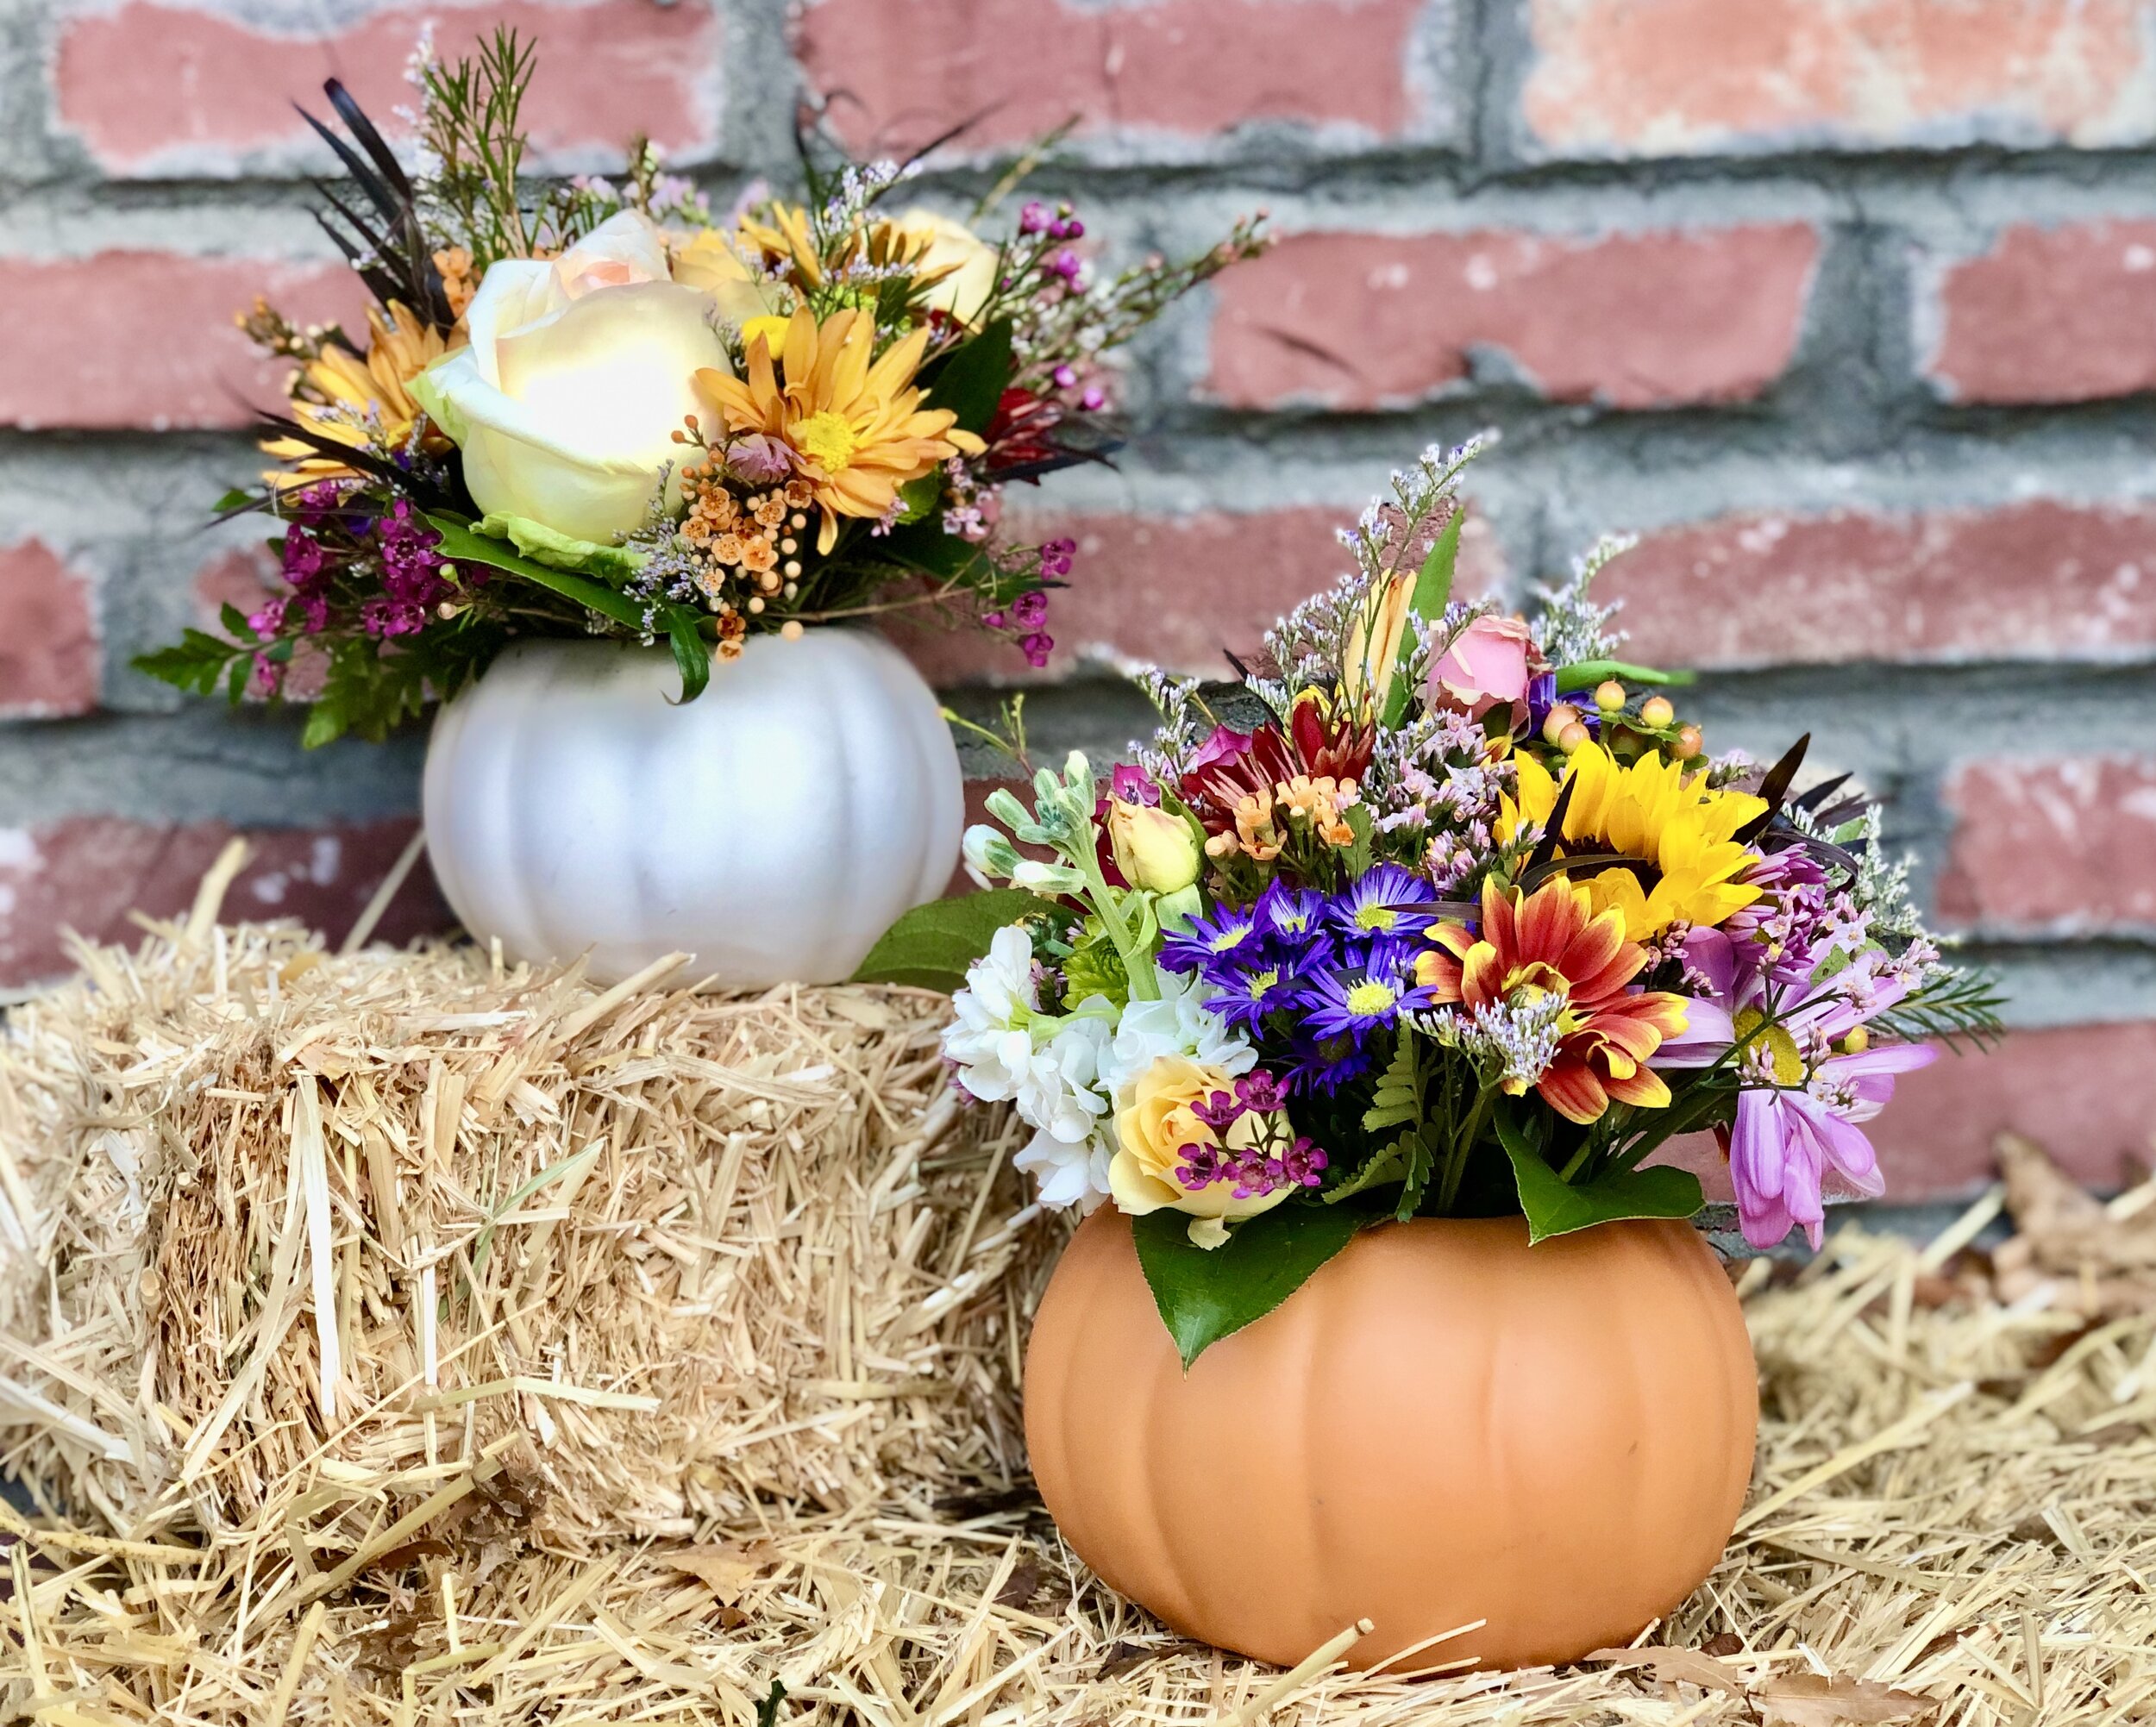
[1428,614,1534,728]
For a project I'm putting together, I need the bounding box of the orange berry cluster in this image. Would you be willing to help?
[677,461,817,615]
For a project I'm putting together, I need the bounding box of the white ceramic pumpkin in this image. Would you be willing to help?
[422,631,963,987]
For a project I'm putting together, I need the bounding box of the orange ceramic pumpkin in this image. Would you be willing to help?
[1025,1206,1758,1674]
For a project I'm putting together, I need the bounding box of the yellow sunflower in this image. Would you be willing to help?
[694,306,984,553]
[1499,741,1768,939]
[261,301,453,491]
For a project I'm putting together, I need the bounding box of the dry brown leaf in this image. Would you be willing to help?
[1996,1133,2156,1316]
[1582,1646,1745,1694]
[1754,1674,1932,1725]
[665,1541,773,1605]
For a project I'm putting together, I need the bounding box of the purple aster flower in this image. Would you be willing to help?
[1208,960,1291,1030]
[1285,1029,1372,1094]
[1299,956,1430,1042]
[1254,880,1326,952]
[1329,865,1440,949]
[1160,902,1263,983]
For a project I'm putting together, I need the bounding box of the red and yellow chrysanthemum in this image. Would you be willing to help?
[1416,876,1692,1124]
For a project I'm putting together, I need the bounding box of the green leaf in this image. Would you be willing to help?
[1553,658,1695,694]
[212,487,255,514]
[133,629,244,696]
[666,611,710,704]
[1409,508,1463,625]
[1323,1127,1417,1204]
[850,889,1044,992]
[1495,1104,1703,1244]
[923,319,1014,436]
[473,510,648,578]
[1132,1202,1369,1368]
[425,513,649,631]
[895,472,943,525]
[1380,510,1464,728]
[218,603,260,644]
[1361,1034,1422,1135]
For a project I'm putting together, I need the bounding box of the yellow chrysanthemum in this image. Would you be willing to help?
[1499,741,1769,939]
[261,301,453,491]
[694,306,985,554]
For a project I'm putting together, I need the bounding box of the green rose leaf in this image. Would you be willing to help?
[850,889,1044,992]
[424,514,648,630]
[473,511,648,579]
[1495,1105,1703,1244]
[1132,1201,1369,1369]
[923,318,1014,435]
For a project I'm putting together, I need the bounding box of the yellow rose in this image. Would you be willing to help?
[1106,799,1201,895]
[411,211,730,544]
[1110,1056,1292,1241]
[893,207,999,327]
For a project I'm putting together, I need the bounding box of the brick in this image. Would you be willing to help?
[1927,219,2156,404]
[53,0,718,176]
[1877,1023,2156,1194]
[1936,757,2156,934]
[794,0,1434,158]
[191,546,279,628]
[1521,0,2156,157]
[0,541,98,719]
[1599,499,2156,669]
[0,253,362,431]
[897,504,1507,685]
[1206,225,1816,411]
[0,817,450,989]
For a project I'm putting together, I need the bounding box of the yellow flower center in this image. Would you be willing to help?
[1346,980,1397,1017]
[1735,1006,1807,1086]
[794,410,859,472]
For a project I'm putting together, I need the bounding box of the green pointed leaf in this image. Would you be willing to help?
[851,889,1044,992]
[1552,658,1695,694]
[1495,1104,1702,1243]
[923,318,1013,435]
[1133,1202,1369,1368]
[666,611,710,704]
[1381,510,1465,727]
[424,513,648,631]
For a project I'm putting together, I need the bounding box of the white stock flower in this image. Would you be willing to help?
[1012,1009,1117,1211]
[940,926,1040,1101]
[1099,969,1257,1104]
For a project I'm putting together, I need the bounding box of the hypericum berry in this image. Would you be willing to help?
[1556,721,1592,753]
[1675,722,1704,758]
[1640,694,1677,729]
[1594,679,1626,713]
[1542,703,1583,746]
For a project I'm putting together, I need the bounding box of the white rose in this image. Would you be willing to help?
[413,210,732,545]
[894,208,999,327]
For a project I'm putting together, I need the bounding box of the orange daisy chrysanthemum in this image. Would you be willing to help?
[694,307,985,554]
[260,300,454,491]
[1416,876,1691,1124]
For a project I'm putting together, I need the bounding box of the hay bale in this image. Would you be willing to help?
[3,1203,2152,1724]
[0,909,1061,1557]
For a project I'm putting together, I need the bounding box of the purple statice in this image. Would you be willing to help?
[1328,864,1441,951]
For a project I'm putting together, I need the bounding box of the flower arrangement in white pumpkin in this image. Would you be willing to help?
[138,28,1265,984]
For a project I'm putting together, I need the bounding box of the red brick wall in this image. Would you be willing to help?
[2,0,2151,1203]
